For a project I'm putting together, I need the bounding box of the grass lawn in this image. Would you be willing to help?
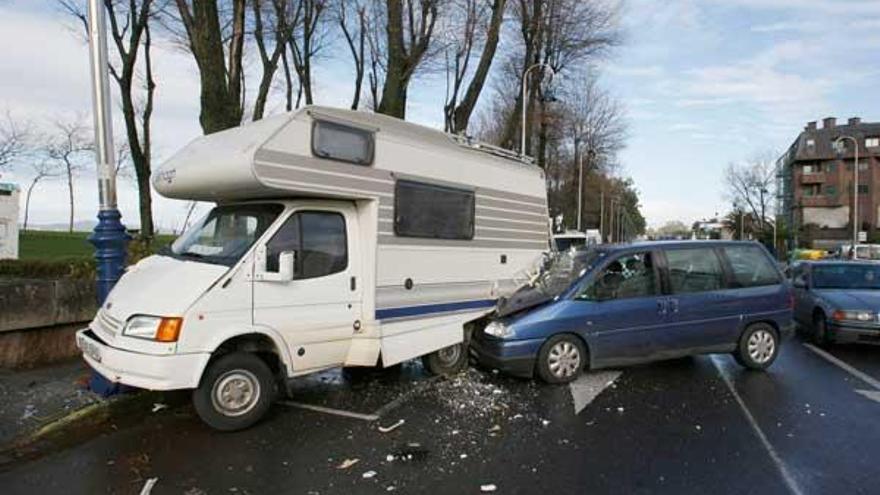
[18,231,176,261]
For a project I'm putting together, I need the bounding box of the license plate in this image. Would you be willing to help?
[79,336,102,363]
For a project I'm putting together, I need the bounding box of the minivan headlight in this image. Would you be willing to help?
[484,321,514,338]
[832,310,874,322]
[123,316,183,342]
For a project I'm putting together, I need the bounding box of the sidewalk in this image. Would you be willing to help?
[0,359,99,448]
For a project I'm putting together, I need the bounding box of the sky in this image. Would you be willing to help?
[1,0,879,231]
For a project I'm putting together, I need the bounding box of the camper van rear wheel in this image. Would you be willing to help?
[194,352,276,431]
[422,343,468,376]
[536,334,586,384]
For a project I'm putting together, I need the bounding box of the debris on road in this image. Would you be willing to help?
[362,470,377,479]
[337,458,360,469]
[151,403,168,413]
[139,477,158,495]
[378,419,405,433]
[481,483,498,492]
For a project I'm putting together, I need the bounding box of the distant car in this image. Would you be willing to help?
[791,261,880,345]
[553,231,589,251]
[470,241,794,383]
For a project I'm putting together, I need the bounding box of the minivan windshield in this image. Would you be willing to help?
[812,263,880,290]
[167,203,283,266]
[534,248,605,297]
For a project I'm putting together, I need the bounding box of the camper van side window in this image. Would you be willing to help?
[394,180,475,240]
[312,120,374,165]
[266,211,348,279]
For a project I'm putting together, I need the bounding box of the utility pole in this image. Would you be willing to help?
[599,184,605,242]
[86,0,129,304]
[835,135,860,254]
[577,152,583,231]
[609,199,615,243]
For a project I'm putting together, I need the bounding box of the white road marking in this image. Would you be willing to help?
[569,371,622,415]
[711,356,805,495]
[803,343,880,390]
[854,389,880,404]
[279,401,380,421]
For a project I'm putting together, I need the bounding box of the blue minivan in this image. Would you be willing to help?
[470,241,794,383]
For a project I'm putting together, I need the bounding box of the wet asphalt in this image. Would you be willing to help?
[2,333,880,495]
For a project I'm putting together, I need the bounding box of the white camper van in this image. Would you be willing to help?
[76,106,549,430]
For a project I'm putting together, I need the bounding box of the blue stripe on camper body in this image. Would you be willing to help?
[376,299,496,321]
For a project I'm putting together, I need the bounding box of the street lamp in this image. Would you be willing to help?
[834,135,860,254]
[520,63,555,157]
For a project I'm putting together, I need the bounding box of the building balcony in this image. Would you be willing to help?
[801,172,826,184]
[800,195,840,207]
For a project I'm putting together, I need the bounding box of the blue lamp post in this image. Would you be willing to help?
[85,0,130,394]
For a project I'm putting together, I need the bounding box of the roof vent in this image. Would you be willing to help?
[806,121,817,131]
[848,117,861,126]
[823,117,836,129]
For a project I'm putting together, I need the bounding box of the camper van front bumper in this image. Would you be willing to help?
[76,329,210,390]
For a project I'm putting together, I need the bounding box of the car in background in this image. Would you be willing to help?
[791,261,880,345]
[831,244,880,261]
[553,231,589,251]
[470,241,793,383]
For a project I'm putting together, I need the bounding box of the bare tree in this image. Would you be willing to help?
[59,0,160,239]
[172,0,247,134]
[251,0,296,120]
[285,0,329,108]
[22,160,62,231]
[42,118,93,233]
[335,0,369,109]
[377,0,440,118]
[0,112,27,172]
[442,0,506,134]
[723,153,777,235]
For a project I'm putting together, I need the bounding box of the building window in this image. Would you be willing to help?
[859,160,869,171]
[859,184,869,195]
[805,138,815,151]
[825,185,836,196]
[803,184,821,197]
[394,180,475,240]
[867,137,879,148]
[311,120,375,165]
[827,162,836,173]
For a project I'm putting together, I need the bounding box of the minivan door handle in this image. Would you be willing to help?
[668,298,679,314]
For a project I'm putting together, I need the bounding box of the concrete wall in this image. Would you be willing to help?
[0,184,19,260]
[0,279,96,368]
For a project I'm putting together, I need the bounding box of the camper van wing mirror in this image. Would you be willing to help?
[256,250,296,283]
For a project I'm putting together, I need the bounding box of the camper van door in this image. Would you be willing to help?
[253,203,362,373]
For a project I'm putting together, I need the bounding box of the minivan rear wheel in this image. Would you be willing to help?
[734,323,780,371]
[536,334,587,384]
[193,352,277,431]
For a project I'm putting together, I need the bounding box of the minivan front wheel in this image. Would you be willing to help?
[193,352,276,431]
[734,323,780,371]
[537,334,587,384]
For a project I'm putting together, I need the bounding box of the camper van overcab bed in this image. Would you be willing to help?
[75,106,550,430]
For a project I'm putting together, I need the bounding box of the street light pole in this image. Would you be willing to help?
[520,63,555,157]
[599,183,605,241]
[609,199,615,243]
[577,152,583,231]
[835,135,860,254]
[86,0,129,305]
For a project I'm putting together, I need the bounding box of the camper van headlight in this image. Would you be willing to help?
[123,316,183,342]
[484,321,513,338]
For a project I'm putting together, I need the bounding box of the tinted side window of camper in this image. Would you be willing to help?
[312,120,374,165]
[394,180,475,240]
[266,211,348,278]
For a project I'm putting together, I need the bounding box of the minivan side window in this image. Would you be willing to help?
[665,248,724,294]
[721,245,780,288]
[266,211,348,279]
[578,252,656,301]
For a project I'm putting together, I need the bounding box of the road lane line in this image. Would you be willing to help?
[711,356,805,495]
[803,343,880,390]
[279,401,380,421]
[569,371,621,415]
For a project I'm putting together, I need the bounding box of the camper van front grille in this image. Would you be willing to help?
[94,309,122,337]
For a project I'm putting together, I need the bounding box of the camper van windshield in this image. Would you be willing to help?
[168,204,283,266]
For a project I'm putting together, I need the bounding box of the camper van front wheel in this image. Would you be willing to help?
[193,352,277,431]
[422,343,468,376]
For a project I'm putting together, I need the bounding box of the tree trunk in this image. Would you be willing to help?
[378,0,407,118]
[451,0,506,133]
